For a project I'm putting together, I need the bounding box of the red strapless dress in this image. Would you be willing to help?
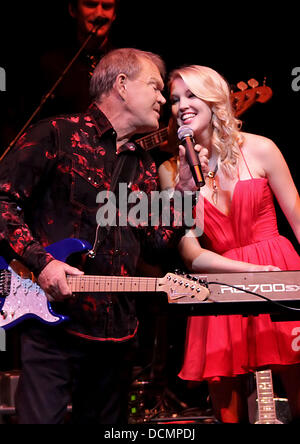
[179,178,300,381]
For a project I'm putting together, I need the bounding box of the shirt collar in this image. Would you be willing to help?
[87,102,139,155]
[87,102,114,137]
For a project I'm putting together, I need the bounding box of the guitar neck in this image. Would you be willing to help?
[256,370,277,424]
[136,127,169,151]
[67,275,158,293]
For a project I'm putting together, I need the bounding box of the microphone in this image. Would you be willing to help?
[177,125,205,188]
[91,16,109,31]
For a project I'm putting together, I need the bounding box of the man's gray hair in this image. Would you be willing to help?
[90,48,166,102]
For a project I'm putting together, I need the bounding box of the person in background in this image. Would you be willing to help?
[0,0,119,153]
[158,64,300,423]
[69,0,117,48]
[37,0,119,117]
[0,48,207,424]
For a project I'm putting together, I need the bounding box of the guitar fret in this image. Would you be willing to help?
[146,133,163,148]
[136,128,168,151]
[255,369,279,424]
[258,388,272,392]
[68,276,157,293]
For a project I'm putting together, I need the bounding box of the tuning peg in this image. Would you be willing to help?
[237,81,248,91]
[248,78,259,88]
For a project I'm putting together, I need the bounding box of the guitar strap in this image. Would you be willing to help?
[87,150,138,259]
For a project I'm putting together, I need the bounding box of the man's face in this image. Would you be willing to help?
[125,59,166,133]
[70,0,116,41]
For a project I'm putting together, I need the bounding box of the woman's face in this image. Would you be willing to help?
[170,76,212,141]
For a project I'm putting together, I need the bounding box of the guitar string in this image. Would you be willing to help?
[67,276,158,292]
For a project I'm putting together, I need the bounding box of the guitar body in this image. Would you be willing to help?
[0,256,8,270]
[0,238,92,329]
[44,238,92,263]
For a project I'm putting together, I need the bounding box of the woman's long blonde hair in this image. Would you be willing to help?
[168,65,244,177]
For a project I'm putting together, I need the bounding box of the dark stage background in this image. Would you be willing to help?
[0,1,299,395]
[0,1,299,247]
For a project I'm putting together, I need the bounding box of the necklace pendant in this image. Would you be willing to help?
[208,163,218,205]
[212,188,218,205]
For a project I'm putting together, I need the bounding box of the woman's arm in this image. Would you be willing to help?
[179,231,280,273]
[252,135,300,243]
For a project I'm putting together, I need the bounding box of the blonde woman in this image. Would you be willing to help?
[159,65,300,423]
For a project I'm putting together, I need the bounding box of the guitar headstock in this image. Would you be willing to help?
[231,78,273,117]
[157,272,209,303]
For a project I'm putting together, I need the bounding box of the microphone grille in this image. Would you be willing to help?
[177,125,194,141]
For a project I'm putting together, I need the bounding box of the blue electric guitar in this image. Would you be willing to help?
[0,238,209,330]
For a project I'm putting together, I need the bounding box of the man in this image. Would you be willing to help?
[0,48,206,424]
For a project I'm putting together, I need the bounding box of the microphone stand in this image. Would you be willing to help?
[0,18,106,162]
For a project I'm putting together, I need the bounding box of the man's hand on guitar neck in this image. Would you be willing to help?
[37,260,84,302]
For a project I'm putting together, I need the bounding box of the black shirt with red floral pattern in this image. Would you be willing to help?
[0,103,185,341]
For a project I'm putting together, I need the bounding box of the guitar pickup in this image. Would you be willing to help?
[0,270,11,298]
